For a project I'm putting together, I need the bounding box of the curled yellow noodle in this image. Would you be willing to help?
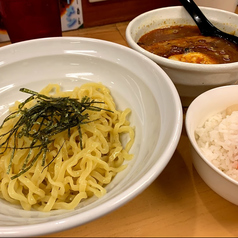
[0,82,135,211]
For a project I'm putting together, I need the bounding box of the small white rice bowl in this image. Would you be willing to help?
[186,85,238,205]
[195,109,238,181]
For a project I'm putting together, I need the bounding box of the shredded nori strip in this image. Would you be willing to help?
[0,88,113,179]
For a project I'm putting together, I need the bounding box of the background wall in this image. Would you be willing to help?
[81,0,181,27]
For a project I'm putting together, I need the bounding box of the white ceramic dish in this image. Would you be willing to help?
[186,85,238,205]
[0,37,182,237]
[194,0,237,12]
[126,6,238,106]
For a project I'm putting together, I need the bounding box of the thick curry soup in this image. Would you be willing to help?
[137,25,238,64]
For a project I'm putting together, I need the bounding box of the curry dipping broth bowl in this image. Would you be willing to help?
[185,85,238,205]
[0,37,182,237]
[126,6,238,107]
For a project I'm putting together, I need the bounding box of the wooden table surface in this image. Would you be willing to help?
[1,20,238,237]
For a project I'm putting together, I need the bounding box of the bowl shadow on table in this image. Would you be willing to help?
[183,128,238,236]
[191,171,238,236]
[151,125,197,236]
[155,123,238,236]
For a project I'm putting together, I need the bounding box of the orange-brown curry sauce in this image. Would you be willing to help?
[137,25,238,64]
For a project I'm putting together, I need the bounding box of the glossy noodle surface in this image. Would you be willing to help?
[0,83,135,211]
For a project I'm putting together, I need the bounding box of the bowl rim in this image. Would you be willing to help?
[0,36,183,237]
[126,6,238,71]
[185,85,238,186]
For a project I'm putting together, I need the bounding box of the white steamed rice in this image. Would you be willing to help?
[195,110,238,181]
